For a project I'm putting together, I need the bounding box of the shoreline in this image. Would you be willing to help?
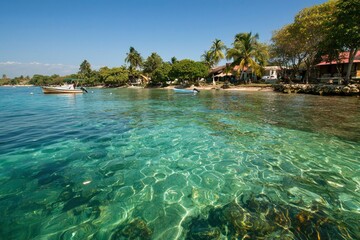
[1,84,274,92]
[162,85,274,92]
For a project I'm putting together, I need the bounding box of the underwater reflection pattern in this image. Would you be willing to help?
[0,87,359,239]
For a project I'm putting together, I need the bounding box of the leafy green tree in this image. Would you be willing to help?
[226,32,267,83]
[30,74,51,86]
[48,74,63,85]
[10,78,18,85]
[11,75,27,85]
[0,74,10,85]
[271,0,359,84]
[269,32,291,76]
[99,66,129,87]
[292,1,335,83]
[84,70,101,86]
[78,60,92,80]
[65,74,79,80]
[152,62,172,85]
[98,67,110,83]
[169,59,208,84]
[143,52,163,78]
[192,62,209,81]
[324,0,360,83]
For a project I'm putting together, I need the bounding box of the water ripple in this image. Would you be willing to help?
[0,87,359,239]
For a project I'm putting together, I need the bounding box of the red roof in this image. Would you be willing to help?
[317,50,360,66]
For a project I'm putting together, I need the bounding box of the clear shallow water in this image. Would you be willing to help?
[0,86,359,239]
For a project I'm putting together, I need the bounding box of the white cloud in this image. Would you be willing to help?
[0,61,21,65]
[0,61,79,78]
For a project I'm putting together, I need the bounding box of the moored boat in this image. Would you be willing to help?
[173,88,200,94]
[41,85,87,94]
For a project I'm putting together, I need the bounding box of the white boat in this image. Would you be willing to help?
[41,85,87,94]
[173,88,200,94]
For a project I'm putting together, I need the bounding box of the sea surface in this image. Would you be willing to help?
[0,86,359,239]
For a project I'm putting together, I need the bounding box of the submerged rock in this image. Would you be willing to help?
[110,218,152,240]
[184,193,352,239]
[187,218,221,240]
[273,83,360,96]
[293,207,345,240]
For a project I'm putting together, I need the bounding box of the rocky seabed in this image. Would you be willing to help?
[273,84,360,96]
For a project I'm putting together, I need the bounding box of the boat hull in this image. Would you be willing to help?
[41,86,84,94]
[173,88,198,93]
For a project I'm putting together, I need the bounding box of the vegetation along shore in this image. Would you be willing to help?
[1,0,359,97]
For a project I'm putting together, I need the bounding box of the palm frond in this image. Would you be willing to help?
[227,32,269,79]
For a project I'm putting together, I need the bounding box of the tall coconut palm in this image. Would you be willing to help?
[226,32,267,83]
[205,39,226,85]
[170,56,178,65]
[210,39,226,64]
[201,50,214,69]
[125,47,143,73]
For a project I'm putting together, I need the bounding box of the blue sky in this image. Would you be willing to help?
[0,0,328,78]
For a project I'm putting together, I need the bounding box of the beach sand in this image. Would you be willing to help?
[163,85,273,92]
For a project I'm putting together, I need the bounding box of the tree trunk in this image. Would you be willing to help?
[254,73,257,82]
[212,74,216,86]
[239,72,243,84]
[305,62,311,84]
[239,68,245,84]
[345,48,358,85]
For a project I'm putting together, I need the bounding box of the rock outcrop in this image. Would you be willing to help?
[272,84,360,96]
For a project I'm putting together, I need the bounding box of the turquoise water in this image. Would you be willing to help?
[0,86,359,239]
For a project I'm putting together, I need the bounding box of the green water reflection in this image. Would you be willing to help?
[0,87,359,239]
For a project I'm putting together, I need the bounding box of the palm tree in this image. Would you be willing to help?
[204,39,226,85]
[78,60,92,80]
[170,56,178,65]
[125,47,143,73]
[226,32,267,83]
[210,39,226,64]
[201,50,214,69]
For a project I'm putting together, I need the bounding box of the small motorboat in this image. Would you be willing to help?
[41,85,87,94]
[173,88,200,94]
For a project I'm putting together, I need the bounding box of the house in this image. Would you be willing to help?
[210,64,256,83]
[261,66,284,83]
[129,74,149,86]
[210,64,236,83]
[210,64,282,83]
[316,50,360,83]
[263,66,281,79]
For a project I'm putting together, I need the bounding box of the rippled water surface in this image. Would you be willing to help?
[0,86,359,239]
